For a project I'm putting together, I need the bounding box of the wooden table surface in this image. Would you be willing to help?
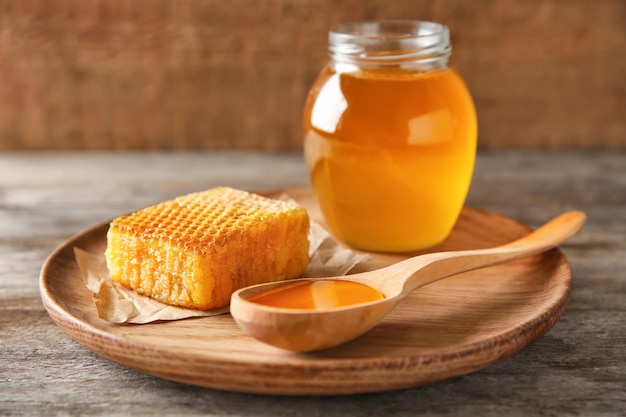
[1,151,624,416]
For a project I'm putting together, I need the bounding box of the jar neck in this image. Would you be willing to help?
[328,20,451,71]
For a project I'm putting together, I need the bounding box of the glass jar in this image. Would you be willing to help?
[303,20,477,252]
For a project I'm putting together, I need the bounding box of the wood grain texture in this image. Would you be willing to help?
[0,0,624,151]
[40,195,572,394]
[1,151,625,414]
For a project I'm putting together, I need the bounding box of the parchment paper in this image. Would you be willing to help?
[75,220,369,324]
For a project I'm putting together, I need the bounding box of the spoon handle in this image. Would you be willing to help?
[386,211,586,297]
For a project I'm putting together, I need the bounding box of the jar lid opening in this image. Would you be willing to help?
[329,20,451,68]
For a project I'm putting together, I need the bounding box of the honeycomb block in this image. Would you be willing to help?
[105,187,310,310]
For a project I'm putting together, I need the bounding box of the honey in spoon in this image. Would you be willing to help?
[248,280,384,310]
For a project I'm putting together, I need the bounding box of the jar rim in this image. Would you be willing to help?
[329,20,451,67]
[330,20,448,39]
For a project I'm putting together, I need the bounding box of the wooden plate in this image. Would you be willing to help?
[40,188,572,395]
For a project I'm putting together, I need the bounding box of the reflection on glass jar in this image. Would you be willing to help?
[303,20,477,252]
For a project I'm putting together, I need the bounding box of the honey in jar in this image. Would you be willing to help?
[303,20,477,252]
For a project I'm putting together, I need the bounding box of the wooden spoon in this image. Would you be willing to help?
[230,211,585,352]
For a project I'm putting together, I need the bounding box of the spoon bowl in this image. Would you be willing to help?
[230,211,585,352]
[232,281,398,352]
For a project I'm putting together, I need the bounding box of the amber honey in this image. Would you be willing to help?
[303,21,477,252]
[248,280,384,310]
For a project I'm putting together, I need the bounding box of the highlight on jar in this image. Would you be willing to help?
[303,20,477,253]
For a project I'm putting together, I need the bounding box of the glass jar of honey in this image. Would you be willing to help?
[303,20,477,252]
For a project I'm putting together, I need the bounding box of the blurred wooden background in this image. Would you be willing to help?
[0,0,624,151]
